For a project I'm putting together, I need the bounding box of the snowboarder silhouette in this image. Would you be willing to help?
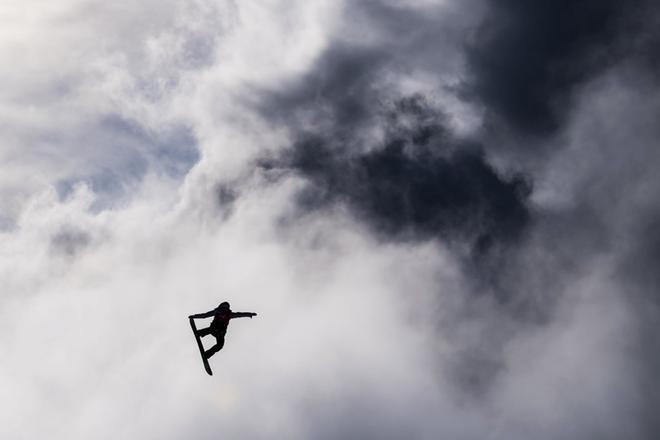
[188,301,257,375]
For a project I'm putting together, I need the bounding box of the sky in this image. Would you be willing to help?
[1,1,660,438]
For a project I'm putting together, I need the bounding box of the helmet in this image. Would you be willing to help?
[218,301,230,310]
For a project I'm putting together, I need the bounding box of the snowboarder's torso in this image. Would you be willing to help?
[209,310,231,336]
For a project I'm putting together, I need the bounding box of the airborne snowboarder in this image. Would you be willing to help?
[188,301,257,375]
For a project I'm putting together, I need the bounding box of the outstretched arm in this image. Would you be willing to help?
[230,312,257,319]
[189,309,216,319]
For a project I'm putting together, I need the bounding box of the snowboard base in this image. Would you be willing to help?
[189,318,213,376]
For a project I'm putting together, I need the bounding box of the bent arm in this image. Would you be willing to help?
[231,312,257,319]
[189,310,216,319]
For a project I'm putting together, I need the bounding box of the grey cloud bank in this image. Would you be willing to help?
[1,1,659,439]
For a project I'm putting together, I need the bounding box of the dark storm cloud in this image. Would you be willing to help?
[255,1,480,137]
[243,3,535,333]
[619,211,660,298]
[260,95,531,252]
[248,3,529,251]
[465,0,652,136]
[461,0,660,379]
[259,44,386,134]
[622,217,660,437]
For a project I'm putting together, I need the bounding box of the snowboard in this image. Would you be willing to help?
[189,317,213,376]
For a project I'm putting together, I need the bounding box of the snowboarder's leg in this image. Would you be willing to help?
[204,336,225,359]
[197,326,212,337]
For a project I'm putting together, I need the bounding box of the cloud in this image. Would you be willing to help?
[259,95,531,252]
[464,0,656,136]
[2,0,660,439]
